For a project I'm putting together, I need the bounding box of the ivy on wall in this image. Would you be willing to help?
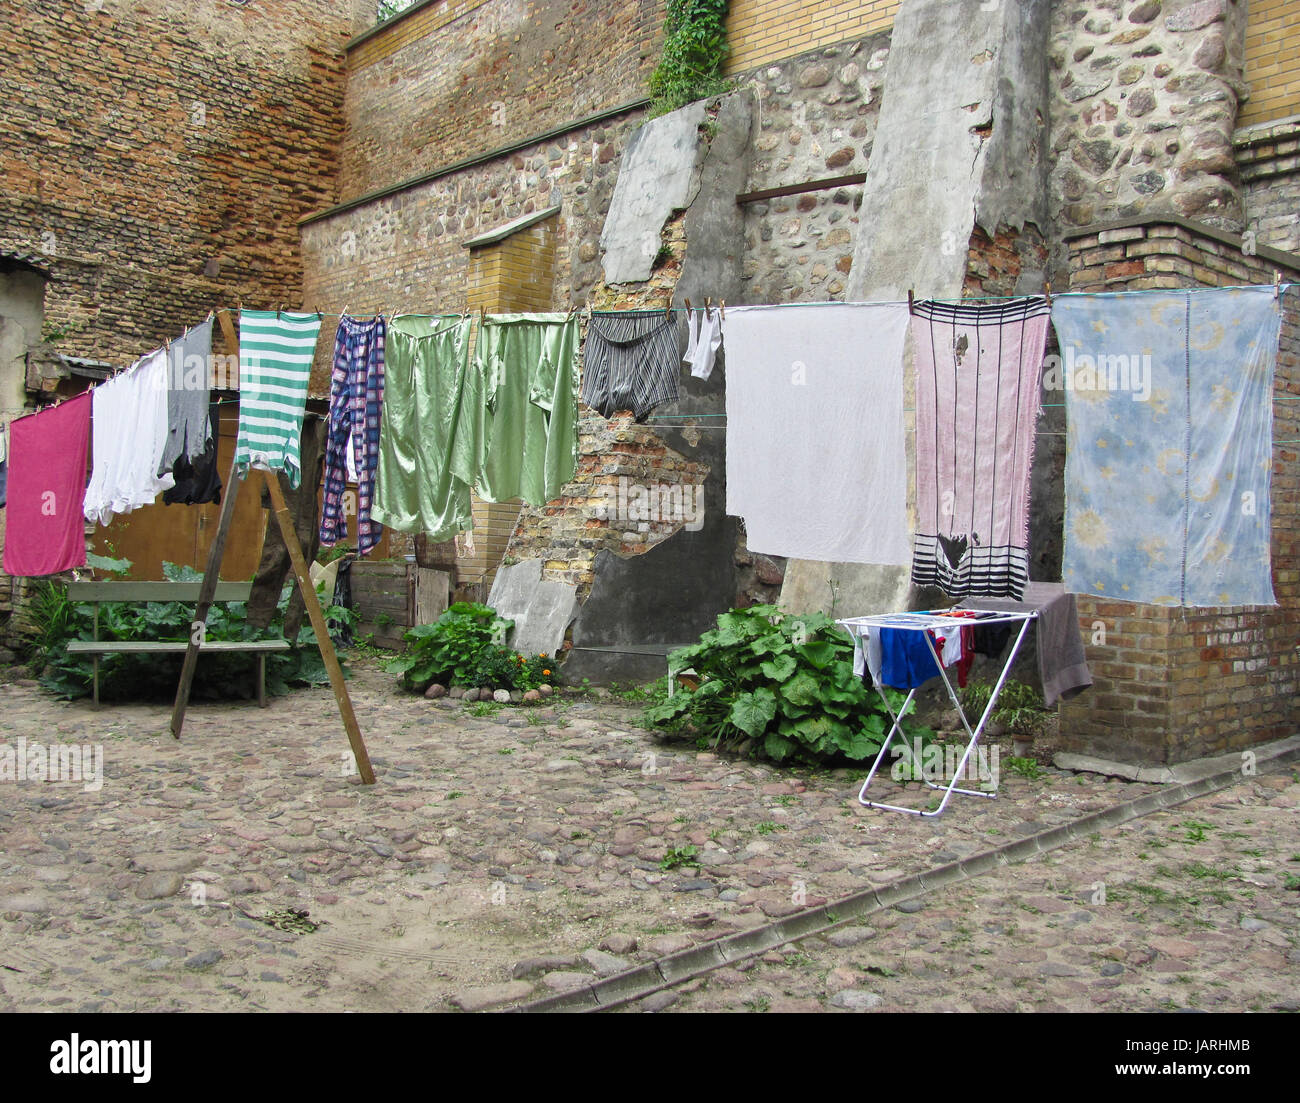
[376,0,418,25]
[649,0,733,117]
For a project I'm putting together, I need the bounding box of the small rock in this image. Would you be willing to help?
[128,853,200,873]
[539,685,553,697]
[540,971,590,992]
[581,948,630,977]
[185,949,223,969]
[450,980,534,1012]
[135,872,183,900]
[829,989,884,1011]
[640,990,679,1012]
[227,873,272,895]
[825,966,861,993]
[512,954,580,979]
[1100,962,1124,977]
[424,683,447,699]
[0,894,49,914]
[826,926,876,948]
[600,933,637,955]
[524,690,541,704]
[895,898,926,914]
[1239,917,1270,932]
[646,934,694,956]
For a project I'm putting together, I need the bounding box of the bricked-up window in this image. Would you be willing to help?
[377,0,419,24]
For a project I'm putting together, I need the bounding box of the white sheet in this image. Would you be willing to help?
[724,302,911,565]
[84,348,175,525]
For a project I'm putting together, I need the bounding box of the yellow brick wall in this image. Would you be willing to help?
[1242,0,1300,127]
[726,0,900,73]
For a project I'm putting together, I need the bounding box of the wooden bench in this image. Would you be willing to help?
[65,581,291,708]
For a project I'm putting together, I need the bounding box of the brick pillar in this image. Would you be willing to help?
[1058,218,1300,765]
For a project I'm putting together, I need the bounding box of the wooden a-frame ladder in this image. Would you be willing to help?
[169,308,376,784]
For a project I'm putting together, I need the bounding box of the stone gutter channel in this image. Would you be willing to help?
[509,737,1300,1013]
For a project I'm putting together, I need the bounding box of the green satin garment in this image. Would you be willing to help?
[372,315,477,540]
[464,313,580,506]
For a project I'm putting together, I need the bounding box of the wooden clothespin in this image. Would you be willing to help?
[705,297,713,319]
[907,289,915,314]
[1045,280,1053,308]
[684,298,693,315]
[720,299,725,320]
[341,304,351,322]
[664,297,673,321]
[1275,270,1283,300]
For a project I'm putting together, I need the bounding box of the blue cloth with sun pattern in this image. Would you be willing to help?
[1052,287,1282,607]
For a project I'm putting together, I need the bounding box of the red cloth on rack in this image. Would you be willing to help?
[2,395,91,576]
[944,610,979,687]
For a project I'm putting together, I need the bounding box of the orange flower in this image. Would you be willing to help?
[539,653,547,659]
[543,669,551,676]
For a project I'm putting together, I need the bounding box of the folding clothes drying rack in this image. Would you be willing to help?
[837,610,1037,817]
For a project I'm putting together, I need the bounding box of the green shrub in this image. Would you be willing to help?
[641,604,927,764]
[384,602,554,692]
[958,679,1049,738]
[32,561,345,701]
[648,0,734,117]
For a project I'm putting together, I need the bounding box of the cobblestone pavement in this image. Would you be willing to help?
[0,656,1295,1013]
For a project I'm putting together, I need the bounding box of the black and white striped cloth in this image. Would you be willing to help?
[581,310,680,421]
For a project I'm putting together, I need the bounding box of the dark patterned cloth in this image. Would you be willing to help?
[320,315,385,556]
[162,401,222,506]
[581,310,679,421]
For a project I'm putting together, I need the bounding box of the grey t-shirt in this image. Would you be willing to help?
[158,317,213,476]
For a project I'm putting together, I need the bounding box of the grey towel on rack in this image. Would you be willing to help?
[159,317,214,476]
[958,582,1092,707]
[581,310,679,421]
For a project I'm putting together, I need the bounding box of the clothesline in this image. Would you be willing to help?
[284,280,1295,319]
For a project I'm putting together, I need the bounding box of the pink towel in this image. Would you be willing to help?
[910,297,1050,599]
[3,394,91,577]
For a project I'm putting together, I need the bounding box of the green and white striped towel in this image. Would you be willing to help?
[235,310,321,489]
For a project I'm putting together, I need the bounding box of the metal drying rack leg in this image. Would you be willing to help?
[855,611,1037,818]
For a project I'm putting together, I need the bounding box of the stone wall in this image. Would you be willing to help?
[738,34,891,304]
[1049,0,1249,234]
[338,0,661,201]
[0,0,357,368]
[1058,220,1300,764]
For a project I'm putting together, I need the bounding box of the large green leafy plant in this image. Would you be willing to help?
[643,604,925,764]
[385,602,553,692]
[31,560,346,701]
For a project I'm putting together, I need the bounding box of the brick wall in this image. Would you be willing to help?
[1234,119,1300,255]
[300,110,646,379]
[1240,0,1300,128]
[338,0,662,200]
[726,0,899,73]
[1059,220,1300,764]
[0,0,354,369]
